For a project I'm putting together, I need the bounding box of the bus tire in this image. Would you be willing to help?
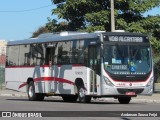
[62,95,78,102]
[118,97,131,104]
[27,81,37,101]
[78,86,91,103]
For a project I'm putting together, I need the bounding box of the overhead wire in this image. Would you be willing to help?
[0,4,52,13]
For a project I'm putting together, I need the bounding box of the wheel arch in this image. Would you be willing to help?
[26,78,34,92]
[75,78,85,88]
[74,78,86,93]
[75,78,91,103]
[27,77,34,84]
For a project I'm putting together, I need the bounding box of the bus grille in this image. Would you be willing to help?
[117,88,144,94]
[108,72,151,82]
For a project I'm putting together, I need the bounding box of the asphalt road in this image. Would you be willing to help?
[0,96,160,120]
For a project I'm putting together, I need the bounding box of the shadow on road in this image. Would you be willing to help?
[5,98,142,105]
[6,98,29,102]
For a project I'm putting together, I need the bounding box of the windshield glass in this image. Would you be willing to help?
[103,44,151,75]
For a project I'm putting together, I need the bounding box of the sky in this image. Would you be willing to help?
[0,0,159,41]
[0,0,55,41]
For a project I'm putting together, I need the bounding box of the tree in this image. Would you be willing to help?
[46,17,69,32]
[51,0,160,36]
[32,18,69,38]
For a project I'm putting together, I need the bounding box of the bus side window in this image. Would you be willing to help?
[45,48,50,65]
[24,53,31,65]
[29,44,45,66]
[45,47,55,65]
[19,45,31,66]
[8,46,19,66]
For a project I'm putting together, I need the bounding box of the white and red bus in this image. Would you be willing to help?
[5,31,153,104]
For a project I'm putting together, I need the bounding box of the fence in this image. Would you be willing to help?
[0,65,5,90]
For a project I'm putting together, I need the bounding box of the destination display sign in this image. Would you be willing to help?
[103,35,149,43]
[108,36,143,42]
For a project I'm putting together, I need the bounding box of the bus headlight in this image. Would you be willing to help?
[146,77,154,87]
[103,76,114,86]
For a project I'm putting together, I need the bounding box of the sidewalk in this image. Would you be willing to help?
[132,92,160,103]
[0,88,160,103]
[0,89,27,97]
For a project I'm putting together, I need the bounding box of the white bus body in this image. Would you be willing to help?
[5,32,153,103]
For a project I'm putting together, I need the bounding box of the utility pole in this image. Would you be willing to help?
[110,0,115,32]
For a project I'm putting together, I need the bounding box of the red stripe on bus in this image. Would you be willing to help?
[34,77,75,85]
[6,66,35,68]
[18,77,74,89]
[18,82,27,89]
[6,64,84,68]
[41,64,83,67]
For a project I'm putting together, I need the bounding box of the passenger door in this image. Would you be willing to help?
[88,45,98,94]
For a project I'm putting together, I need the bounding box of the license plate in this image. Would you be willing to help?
[125,92,136,95]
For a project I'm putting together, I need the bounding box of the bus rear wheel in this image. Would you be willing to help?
[27,81,44,101]
[118,97,131,104]
[78,86,91,103]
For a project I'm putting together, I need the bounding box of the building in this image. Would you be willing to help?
[0,40,7,66]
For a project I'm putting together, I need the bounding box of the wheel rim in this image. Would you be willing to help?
[28,85,33,97]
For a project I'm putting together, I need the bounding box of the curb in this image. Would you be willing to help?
[0,93,27,97]
[94,97,160,103]
[132,99,160,103]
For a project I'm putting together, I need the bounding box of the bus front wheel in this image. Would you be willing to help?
[78,86,91,103]
[118,97,131,104]
[27,81,44,101]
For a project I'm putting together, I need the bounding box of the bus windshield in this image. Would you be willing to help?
[103,44,151,75]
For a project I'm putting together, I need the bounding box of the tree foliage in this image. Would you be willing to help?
[32,18,69,38]
[46,17,69,32]
[32,26,50,38]
[50,0,160,37]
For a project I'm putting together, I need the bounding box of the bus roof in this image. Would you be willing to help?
[7,32,148,46]
[7,32,99,46]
